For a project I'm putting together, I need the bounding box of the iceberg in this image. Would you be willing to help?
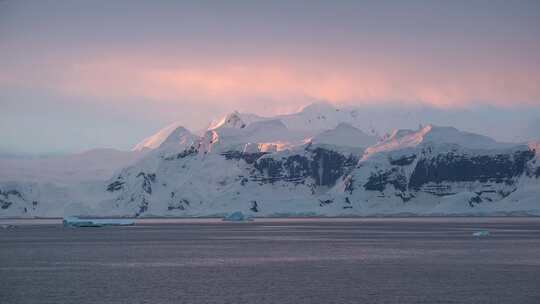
[472,230,490,237]
[222,211,253,222]
[63,216,135,227]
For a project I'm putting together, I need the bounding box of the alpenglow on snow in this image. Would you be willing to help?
[1,103,539,218]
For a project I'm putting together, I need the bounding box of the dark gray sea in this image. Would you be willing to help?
[1,218,539,304]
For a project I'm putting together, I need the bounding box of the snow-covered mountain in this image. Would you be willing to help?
[1,103,539,217]
[207,111,267,130]
[133,122,182,151]
[311,123,377,148]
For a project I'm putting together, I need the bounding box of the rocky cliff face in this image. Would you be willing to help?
[342,145,537,209]
[1,110,539,217]
[329,126,540,215]
[98,131,539,217]
[250,146,358,186]
[102,143,362,216]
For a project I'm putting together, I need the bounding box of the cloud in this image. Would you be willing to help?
[2,53,540,115]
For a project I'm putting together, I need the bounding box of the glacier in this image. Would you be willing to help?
[1,103,539,218]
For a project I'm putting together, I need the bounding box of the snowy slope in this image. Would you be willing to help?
[133,122,185,151]
[277,102,367,132]
[311,123,377,148]
[207,111,267,130]
[330,125,539,216]
[95,123,539,217]
[363,125,513,159]
[1,104,539,217]
[200,119,312,154]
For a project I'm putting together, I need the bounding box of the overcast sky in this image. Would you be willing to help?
[1,0,539,154]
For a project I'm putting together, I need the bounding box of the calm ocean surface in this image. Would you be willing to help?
[1,218,539,304]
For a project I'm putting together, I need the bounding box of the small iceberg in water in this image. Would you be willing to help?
[63,216,135,227]
[222,211,253,222]
[472,230,490,237]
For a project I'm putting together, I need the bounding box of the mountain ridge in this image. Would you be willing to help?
[1,103,539,217]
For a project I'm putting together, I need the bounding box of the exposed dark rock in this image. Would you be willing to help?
[0,199,12,209]
[475,190,496,196]
[168,199,190,211]
[319,199,334,206]
[498,188,517,198]
[137,172,155,194]
[164,146,198,160]
[420,184,456,197]
[167,205,186,211]
[468,195,482,207]
[253,148,358,187]
[409,150,534,190]
[0,189,26,210]
[136,197,149,216]
[254,157,287,183]
[396,192,415,202]
[106,180,124,192]
[389,154,417,166]
[250,200,259,212]
[283,155,311,182]
[364,168,407,192]
[176,146,198,159]
[0,189,23,200]
[222,151,268,164]
[364,171,389,192]
[362,149,534,201]
[311,148,356,186]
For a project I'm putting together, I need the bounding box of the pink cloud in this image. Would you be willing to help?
[3,53,539,113]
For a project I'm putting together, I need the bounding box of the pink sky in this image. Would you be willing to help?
[1,0,539,154]
[4,52,539,117]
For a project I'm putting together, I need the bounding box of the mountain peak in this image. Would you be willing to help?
[159,126,192,147]
[133,122,188,151]
[222,111,246,128]
[208,111,268,130]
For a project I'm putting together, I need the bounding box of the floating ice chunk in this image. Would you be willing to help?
[63,216,134,227]
[222,211,253,222]
[472,230,490,237]
[1,224,16,230]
